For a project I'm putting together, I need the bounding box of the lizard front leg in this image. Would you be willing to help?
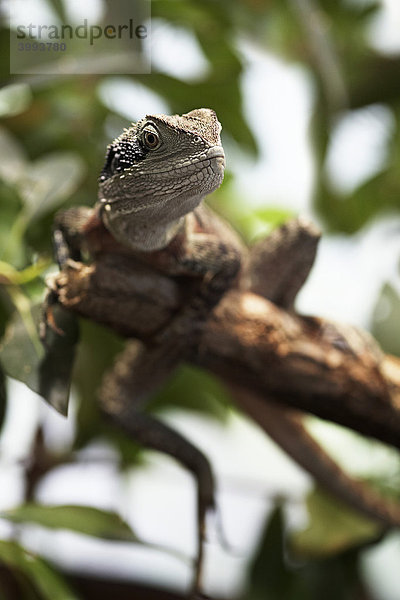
[151,212,243,351]
[98,340,215,596]
[40,207,95,342]
[52,206,95,268]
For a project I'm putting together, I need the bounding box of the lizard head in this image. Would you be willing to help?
[97,108,225,250]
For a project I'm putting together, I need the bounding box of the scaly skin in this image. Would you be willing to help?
[99,108,226,251]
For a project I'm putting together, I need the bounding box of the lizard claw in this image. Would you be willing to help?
[65,258,82,271]
[40,289,65,345]
[205,503,239,556]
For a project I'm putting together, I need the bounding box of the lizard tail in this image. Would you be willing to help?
[233,388,400,529]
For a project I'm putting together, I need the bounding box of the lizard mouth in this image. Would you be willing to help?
[99,145,226,210]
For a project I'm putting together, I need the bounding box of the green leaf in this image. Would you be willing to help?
[0,83,32,118]
[245,505,295,600]
[0,126,28,184]
[244,501,372,600]
[1,504,139,542]
[148,364,231,421]
[291,488,381,558]
[0,363,6,435]
[371,283,400,357]
[17,152,85,221]
[46,0,68,23]
[238,207,296,242]
[208,180,295,243]
[39,302,79,416]
[0,296,79,416]
[316,166,400,234]
[0,303,44,393]
[0,539,78,600]
[251,208,296,229]
[73,319,124,449]
[0,259,50,286]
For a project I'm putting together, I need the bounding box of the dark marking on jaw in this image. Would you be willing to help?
[99,139,149,183]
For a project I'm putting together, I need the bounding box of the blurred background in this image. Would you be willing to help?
[0,0,400,598]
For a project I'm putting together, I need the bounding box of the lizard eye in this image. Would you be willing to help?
[143,128,161,150]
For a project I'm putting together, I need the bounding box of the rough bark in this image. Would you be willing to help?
[48,254,400,449]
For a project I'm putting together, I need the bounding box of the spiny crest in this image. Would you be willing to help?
[110,123,139,146]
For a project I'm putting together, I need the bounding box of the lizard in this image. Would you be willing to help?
[49,108,242,597]
[46,108,400,598]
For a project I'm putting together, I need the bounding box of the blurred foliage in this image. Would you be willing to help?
[0,0,399,598]
[1,504,139,542]
[291,488,381,558]
[372,282,400,356]
[245,505,372,600]
[0,363,6,432]
[0,540,78,600]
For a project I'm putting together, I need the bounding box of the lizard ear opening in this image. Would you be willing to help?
[99,139,149,183]
[99,145,117,182]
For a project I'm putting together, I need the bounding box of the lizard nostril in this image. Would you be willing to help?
[211,154,226,174]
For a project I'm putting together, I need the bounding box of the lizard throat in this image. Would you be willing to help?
[98,141,225,251]
[102,208,186,251]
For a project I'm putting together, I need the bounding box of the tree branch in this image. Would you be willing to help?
[49,249,400,449]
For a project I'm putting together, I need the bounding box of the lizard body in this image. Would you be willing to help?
[49,109,399,597]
